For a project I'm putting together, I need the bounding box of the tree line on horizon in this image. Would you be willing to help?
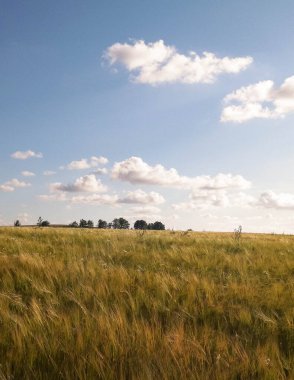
[14,217,165,230]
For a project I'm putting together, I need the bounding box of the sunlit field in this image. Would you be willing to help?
[0,227,293,379]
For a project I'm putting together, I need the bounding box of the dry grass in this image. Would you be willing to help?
[0,227,293,379]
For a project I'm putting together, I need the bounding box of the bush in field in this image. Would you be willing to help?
[14,220,21,227]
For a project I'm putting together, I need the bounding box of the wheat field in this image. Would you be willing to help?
[0,227,293,379]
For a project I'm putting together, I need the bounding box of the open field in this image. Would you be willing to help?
[0,227,293,379]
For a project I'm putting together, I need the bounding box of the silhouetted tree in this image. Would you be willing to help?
[97,219,108,229]
[112,217,130,229]
[37,217,50,227]
[79,219,88,228]
[87,220,94,228]
[69,221,78,228]
[14,220,21,227]
[153,221,165,230]
[134,220,147,230]
[147,221,165,230]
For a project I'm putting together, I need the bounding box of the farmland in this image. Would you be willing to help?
[0,227,293,379]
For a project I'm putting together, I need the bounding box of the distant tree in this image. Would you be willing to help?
[134,220,147,230]
[87,220,94,228]
[36,217,50,227]
[147,221,165,230]
[112,217,130,229]
[107,222,113,229]
[79,219,88,228]
[147,223,154,230]
[97,219,108,229]
[153,221,165,230]
[37,217,43,227]
[69,221,78,228]
[14,220,21,227]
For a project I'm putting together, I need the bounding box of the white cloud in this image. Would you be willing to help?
[11,150,43,160]
[91,168,108,175]
[40,183,165,208]
[256,191,294,209]
[71,194,118,205]
[106,39,253,85]
[38,193,68,202]
[130,205,161,215]
[118,189,165,205]
[43,170,56,176]
[21,171,35,177]
[0,178,31,192]
[50,175,107,193]
[173,190,255,211]
[221,75,294,123]
[112,156,251,190]
[62,156,108,170]
[0,184,14,192]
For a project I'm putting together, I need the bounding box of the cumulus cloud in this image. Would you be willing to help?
[118,189,165,205]
[91,168,108,175]
[0,178,31,192]
[40,184,165,208]
[256,191,294,209]
[50,175,107,193]
[71,190,164,206]
[221,75,294,122]
[106,39,253,85]
[62,156,108,170]
[11,150,43,160]
[112,156,251,190]
[21,171,35,177]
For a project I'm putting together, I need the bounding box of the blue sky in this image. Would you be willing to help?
[1,0,294,232]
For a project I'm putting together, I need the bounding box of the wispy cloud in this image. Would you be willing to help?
[11,150,43,160]
[61,156,108,170]
[173,190,255,211]
[43,170,56,176]
[221,75,294,123]
[106,39,253,85]
[0,178,31,192]
[21,171,35,177]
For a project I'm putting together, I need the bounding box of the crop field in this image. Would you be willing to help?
[0,227,293,379]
